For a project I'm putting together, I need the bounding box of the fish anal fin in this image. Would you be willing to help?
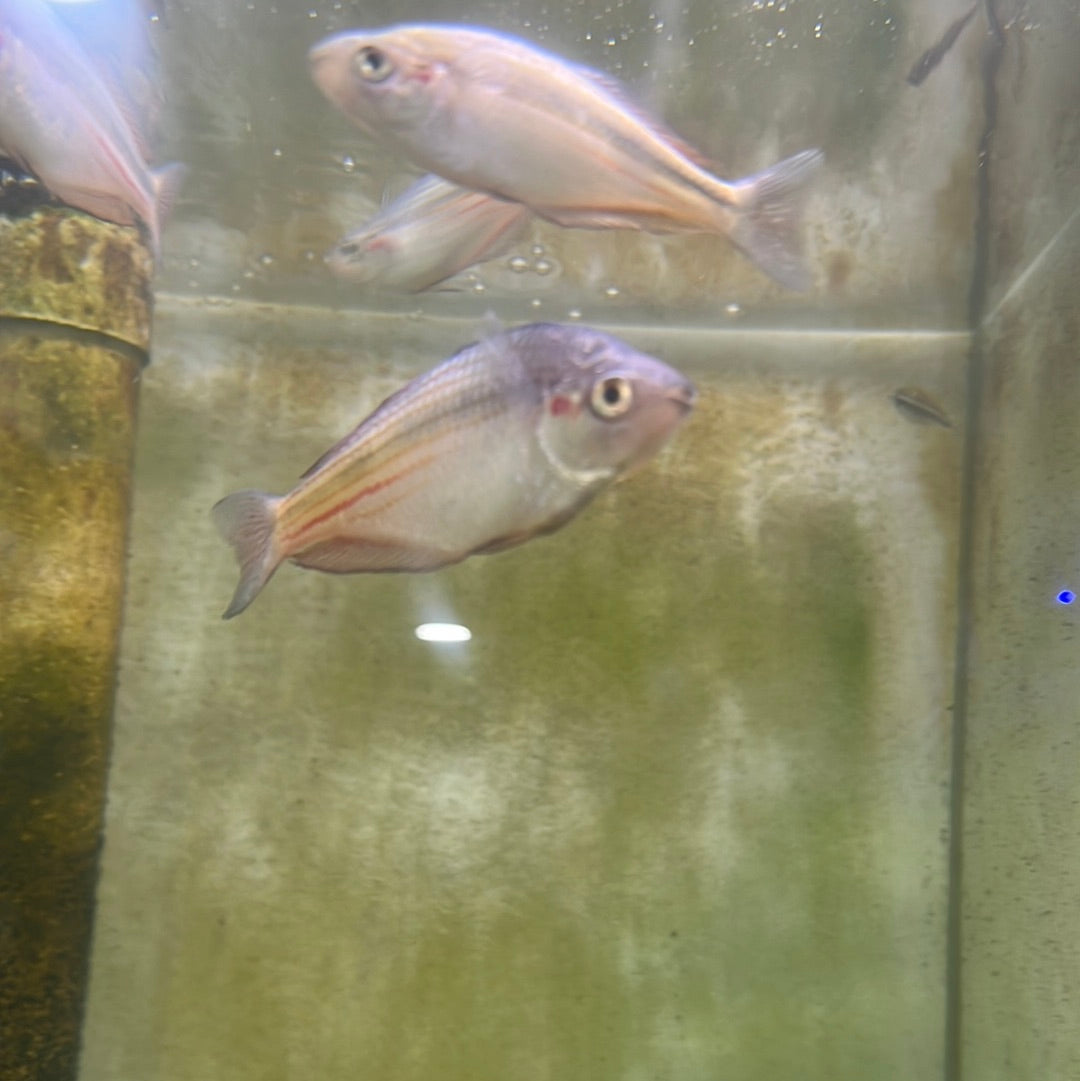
[291,536,458,574]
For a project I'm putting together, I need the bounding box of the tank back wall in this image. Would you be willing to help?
[42,0,1077,1079]
[79,304,964,1081]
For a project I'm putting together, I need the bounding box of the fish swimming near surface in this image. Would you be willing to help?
[0,0,182,258]
[327,173,531,292]
[212,322,695,618]
[308,24,823,290]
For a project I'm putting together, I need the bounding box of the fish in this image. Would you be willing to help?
[891,387,953,428]
[0,0,183,258]
[327,173,531,292]
[308,24,823,290]
[906,3,979,87]
[212,322,695,618]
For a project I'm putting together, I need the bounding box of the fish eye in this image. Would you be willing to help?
[354,45,393,83]
[338,242,359,257]
[590,376,634,419]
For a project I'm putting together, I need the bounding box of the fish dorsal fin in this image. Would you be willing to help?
[453,33,710,168]
[477,309,505,344]
[379,173,426,211]
[570,62,712,167]
[298,378,420,480]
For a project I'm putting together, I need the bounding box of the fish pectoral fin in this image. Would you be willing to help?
[290,536,458,574]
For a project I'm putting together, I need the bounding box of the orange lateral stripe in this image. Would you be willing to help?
[283,452,438,546]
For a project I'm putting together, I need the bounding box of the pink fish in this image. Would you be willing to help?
[309,23,823,289]
[0,0,182,258]
[327,173,531,292]
[213,323,694,618]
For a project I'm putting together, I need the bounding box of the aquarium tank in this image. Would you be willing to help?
[0,1,1077,1079]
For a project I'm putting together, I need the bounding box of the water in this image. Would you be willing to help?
[3,1,1079,1079]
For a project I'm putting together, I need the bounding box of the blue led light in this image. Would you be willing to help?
[1057,590,1075,605]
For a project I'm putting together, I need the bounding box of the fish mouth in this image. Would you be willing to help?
[666,382,697,412]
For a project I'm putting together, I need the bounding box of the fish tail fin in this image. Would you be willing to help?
[145,162,187,261]
[211,490,284,619]
[729,148,824,291]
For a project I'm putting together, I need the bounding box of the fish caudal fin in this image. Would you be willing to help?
[729,148,824,291]
[211,490,284,619]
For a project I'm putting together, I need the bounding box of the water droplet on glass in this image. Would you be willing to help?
[603,284,620,298]
[724,302,741,316]
[534,258,554,276]
[272,147,283,159]
[508,255,529,273]
[259,253,274,267]
[472,280,486,294]
[568,308,582,320]
[530,298,542,309]
[341,155,356,173]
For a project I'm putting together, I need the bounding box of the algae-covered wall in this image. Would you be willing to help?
[79,309,963,1081]
[958,3,1080,1076]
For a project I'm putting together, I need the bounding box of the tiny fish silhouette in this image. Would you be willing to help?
[213,323,695,618]
[309,23,823,290]
[907,3,979,87]
[891,387,953,429]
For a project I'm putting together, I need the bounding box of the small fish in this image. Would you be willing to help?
[213,323,695,618]
[906,3,979,87]
[327,174,531,292]
[0,0,182,258]
[891,387,953,428]
[309,24,823,290]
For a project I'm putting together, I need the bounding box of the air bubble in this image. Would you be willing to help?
[724,302,741,316]
[508,255,529,273]
[341,155,356,173]
[259,253,274,267]
[534,258,554,276]
[272,147,283,159]
[568,308,582,320]
[603,285,620,298]
[530,244,545,257]
[530,298,542,309]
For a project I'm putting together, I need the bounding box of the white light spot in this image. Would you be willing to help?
[415,622,472,643]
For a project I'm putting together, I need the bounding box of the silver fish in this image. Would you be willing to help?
[327,174,531,292]
[0,0,182,258]
[213,323,695,618]
[308,23,823,290]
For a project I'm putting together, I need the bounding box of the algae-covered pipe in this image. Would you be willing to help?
[0,198,151,1080]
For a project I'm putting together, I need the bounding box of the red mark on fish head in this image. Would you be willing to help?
[367,236,396,253]
[549,395,579,418]
[410,63,434,86]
